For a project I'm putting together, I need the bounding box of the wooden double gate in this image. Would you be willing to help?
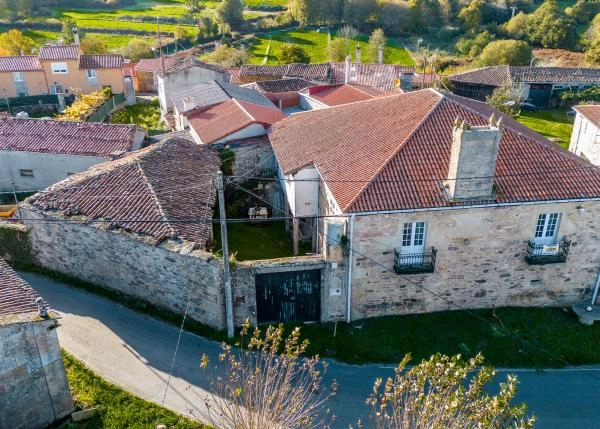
[255,269,321,324]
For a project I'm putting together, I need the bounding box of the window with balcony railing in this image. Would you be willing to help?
[394,247,437,274]
[525,236,571,265]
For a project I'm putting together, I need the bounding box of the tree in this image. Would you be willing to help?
[342,0,378,26]
[455,30,494,58]
[278,43,310,64]
[504,11,529,40]
[327,37,347,61]
[486,84,525,117]
[337,24,359,57]
[458,0,484,31]
[478,39,532,66]
[366,353,535,429]
[122,38,154,61]
[377,0,414,35]
[80,35,108,54]
[202,45,248,68]
[200,322,334,429]
[525,0,577,49]
[61,17,77,45]
[367,28,387,63]
[218,0,244,30]
[585,40,600,66]
[173,25,191,41]
[0,29,35,56]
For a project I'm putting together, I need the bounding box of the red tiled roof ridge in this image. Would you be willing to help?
[344,89,445,211]
[135,161,177,237]
[232,98,254,121]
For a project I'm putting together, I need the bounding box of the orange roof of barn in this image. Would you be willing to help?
[269,89,600,213]
[186,99,285,144]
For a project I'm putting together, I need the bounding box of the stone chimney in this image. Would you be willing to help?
[72,27,80,45]
[182,96,195,112]
[355,45,361,64]
[377,45,383,64]
[344,55,351,84]
[446,115,503,201]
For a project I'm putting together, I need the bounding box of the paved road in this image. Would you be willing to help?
[22,272,600,429]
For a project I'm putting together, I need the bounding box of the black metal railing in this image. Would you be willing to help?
[524,237,571,265]
[394,247,437,274]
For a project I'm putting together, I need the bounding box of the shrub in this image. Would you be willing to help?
[56,90,108,122]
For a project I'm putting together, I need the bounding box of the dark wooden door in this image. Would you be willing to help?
[255,270,321,324]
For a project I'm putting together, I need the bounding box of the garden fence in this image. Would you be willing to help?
[87,93,126,123]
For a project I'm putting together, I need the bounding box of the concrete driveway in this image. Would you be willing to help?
[22,272,600,429]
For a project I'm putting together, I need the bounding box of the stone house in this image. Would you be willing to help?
[0,117,145,192]
[569,104,600,166]
[0,259,74,428]
[269,88,600,322]
[20,137,229,328]
[449,66,600,107]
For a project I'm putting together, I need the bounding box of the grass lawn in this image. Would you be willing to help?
[294,306,600,368]
[248,29,415,66]
[109,100,167,135]
[246,0,287,7]
[61,350,208,428]
[516,109,574,149]
[214,220,311,261]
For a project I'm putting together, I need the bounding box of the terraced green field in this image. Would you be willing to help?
[248,29,415,66]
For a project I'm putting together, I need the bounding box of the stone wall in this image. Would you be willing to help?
[0,319,73,429]
[225,138,277,178]
[0,222,32,264]
[22,208,226,329]
[349,201,600,320]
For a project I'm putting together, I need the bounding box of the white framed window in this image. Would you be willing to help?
[533,213,561,245]
[13,72,23,82]
[51,62,68,74]
[86,69,97,79]
[401,221,426,254]
[19,169,34,177]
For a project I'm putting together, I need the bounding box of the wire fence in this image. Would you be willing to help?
[87,92,126,123]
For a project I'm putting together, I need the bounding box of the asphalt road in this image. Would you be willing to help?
[22,271,600,429]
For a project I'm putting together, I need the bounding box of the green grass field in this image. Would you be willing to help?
[516,109,574,149]
[248,29,415,65]
[61,351,208,429]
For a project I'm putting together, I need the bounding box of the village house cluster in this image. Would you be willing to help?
[3,43,600,350]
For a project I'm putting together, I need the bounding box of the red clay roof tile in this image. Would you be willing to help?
[0,56,42,72]
[0,259,48,319]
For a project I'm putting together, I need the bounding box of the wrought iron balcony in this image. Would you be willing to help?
[524,237,571,265]
[394,247,437,274]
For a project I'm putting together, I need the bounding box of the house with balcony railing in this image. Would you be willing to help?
[269,88,600,323]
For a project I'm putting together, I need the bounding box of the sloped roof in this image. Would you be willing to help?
[170,80,274,114]
[27,138,218,249]
[329,63,415,93]
[39,44,80,60]
[574,104,600,128]
[186,99,285,144]
[0,259,48,320]
[79,54,124,69]
[135,57,179,73]
[449,66,600,87]
[269,89,600,213]
[0,117,140,157]
[307,84,381,106]
[0,56,42,72]
[251,78,313,93]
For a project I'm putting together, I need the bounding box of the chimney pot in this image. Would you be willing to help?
[182,96,196,112]
[377,45,383,64]
[72,27,80,46]
[355,45,361,64]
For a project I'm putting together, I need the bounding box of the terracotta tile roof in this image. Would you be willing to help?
[450,66,600,87]
[39,44,80,60]
[307,84,381,106]
[0,117,140,157]
[0,56,42,72]
[135,57,178,73]
[252,78,313,93]
[269,89,600,213]
[157,57,229,77]
[187,99,285,144]
[238,63,331,81]
[228,67,241,84]
[239,64,291,78]
[574,104,600,128]
[0,259,48,319]
[27,138,219,248]
[329,63,415,93]
[79,54,124,69]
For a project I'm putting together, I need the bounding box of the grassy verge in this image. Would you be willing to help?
[516,109,574,149]
[109,99,166,135]
[248,29,415,66]
[61,350,208,428]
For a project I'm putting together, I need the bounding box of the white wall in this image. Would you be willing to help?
[0,151,108,192]
[569,112,600,165]
[158,67,230,113]
[298,93,328,111]
[281,166,320,217]
[188,123,267,145]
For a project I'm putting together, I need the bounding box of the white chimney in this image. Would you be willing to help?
[378,45,383,64]
[183,96,196,112]
[355,45,361,64]
[72,27,80,45]
[344,55,351,84]
[446,115,503,201]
